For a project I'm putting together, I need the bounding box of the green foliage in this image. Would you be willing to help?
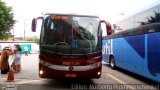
[139,11,160,26]
[0,0,15,40]
[25,36,40,44]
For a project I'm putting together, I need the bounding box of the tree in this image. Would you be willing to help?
[25,36,40,44]
[0,0,15,40]
[139,11,160,26]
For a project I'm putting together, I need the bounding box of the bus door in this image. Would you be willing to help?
[112,38,127,68]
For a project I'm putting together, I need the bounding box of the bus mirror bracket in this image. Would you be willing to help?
[100,20,112,35]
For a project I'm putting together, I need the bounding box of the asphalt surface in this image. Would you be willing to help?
[0,54,159,90]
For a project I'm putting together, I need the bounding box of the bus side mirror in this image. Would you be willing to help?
[31,18,37,32]
[100,20,112,35]
[31,17,44,32]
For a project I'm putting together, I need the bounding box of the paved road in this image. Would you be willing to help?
[0,54,159,90]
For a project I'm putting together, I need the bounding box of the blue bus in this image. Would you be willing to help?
[102,3,160,83]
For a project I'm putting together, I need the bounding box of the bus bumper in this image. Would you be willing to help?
[39,64,102,79]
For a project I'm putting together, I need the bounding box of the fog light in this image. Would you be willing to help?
[40,70,43,75]
[97,71,101,75]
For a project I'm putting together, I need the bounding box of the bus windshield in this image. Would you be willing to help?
[40,14,101,55]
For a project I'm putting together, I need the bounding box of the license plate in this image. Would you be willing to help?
[65,73,76,77]
[62,62,80,65]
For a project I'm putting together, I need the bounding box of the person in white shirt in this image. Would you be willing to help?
[24,46,28,56]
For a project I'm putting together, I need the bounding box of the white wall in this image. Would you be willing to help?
[0,42,39,53]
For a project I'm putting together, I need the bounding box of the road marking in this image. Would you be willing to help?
[106,73,126,84]
[0,78,41,84]
[17,80,41,84]
[106,73,136,90]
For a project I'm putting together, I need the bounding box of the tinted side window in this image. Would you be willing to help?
[135,6,159,27]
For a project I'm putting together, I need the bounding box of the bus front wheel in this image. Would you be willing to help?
[109,56,116,69]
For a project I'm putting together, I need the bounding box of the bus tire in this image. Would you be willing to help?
[109,56,116,69]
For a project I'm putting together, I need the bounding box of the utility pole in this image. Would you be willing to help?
[13,27,14,42]
[24,19,25,41]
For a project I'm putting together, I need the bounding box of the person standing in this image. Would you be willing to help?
[0,47,13,74]
[12,44,22,73]
[24,46,28,56]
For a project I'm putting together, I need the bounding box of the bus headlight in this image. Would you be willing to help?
[40,70,43,75]
[90,62,101,69]
[97,71,101,75]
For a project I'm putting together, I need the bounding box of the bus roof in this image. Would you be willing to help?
[104,23,160,39]
[44,13,99,18]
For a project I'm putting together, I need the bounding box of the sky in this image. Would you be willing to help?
[2,0,160,37]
